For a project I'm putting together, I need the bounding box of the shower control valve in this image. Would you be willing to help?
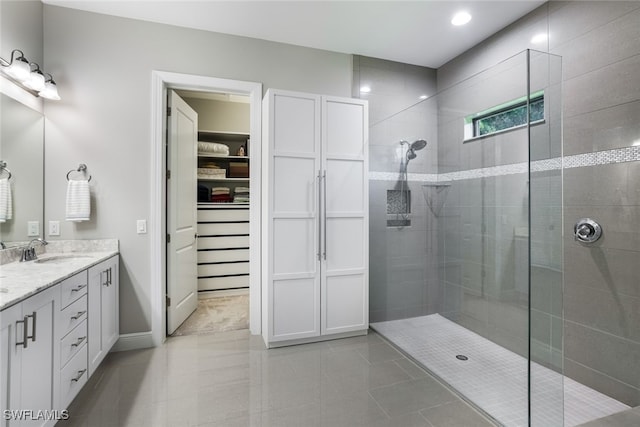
[574,218,602,243]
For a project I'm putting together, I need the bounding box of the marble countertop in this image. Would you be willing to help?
[0,242,119,311]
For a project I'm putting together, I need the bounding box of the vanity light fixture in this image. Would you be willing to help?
[0,49,60,100]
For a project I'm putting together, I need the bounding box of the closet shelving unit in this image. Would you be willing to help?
[196,131,250,292]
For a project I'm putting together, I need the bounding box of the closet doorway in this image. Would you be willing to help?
[170,89,252,336]
[150,72,262,345]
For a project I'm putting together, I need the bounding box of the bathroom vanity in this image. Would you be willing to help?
[0,240,119,427]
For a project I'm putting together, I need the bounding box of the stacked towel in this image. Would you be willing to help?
[66,180,91,221]
[197,166,226,179]
[198,142,229,156]
[234,186,250,204]
[211,187,232,203]
[0,178,12,223]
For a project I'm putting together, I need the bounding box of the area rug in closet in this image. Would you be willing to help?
[171,292,249,336]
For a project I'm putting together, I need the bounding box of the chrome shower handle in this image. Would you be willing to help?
[574,218,602,243]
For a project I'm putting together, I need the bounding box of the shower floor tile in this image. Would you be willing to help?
[371,314,629,427]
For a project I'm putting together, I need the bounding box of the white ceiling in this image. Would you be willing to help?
[43,0,546,68]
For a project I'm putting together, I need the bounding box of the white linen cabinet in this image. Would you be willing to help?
[262,89,368,347]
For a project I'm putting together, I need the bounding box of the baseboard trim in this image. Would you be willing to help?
[111,332,156,352]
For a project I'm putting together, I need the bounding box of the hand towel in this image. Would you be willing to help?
[0,178,12,223]
[66,179,91,221]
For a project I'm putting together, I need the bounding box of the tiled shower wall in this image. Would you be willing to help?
[437,1,640,406]
[353,56,439,323]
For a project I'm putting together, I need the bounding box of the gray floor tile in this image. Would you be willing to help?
[420,401,497,427]
[65,330,495,427]
[369,378,458,417]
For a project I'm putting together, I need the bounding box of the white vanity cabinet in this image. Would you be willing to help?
[0,286,60,427]
[87,255,119,376]
[0,252,119,426]
[57,271,89,409]
[262,89,369,347]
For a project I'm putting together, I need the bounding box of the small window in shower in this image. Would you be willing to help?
[464,90,544,140]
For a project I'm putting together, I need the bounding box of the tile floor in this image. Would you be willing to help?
[371,314,630,427]
[61,330,496,427]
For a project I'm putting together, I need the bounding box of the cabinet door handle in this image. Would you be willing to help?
[26,312,36,343]
[71,284,87,292]
[102,269,109,287]
[109,267,113,285]
[317,170,322,261]
[71,336,87,347]
[71,369,87,382]
[15,317,28,348]
[322,170,327,261]
[71,310,87,320]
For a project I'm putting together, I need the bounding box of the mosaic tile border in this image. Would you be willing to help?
[369,146,640,182]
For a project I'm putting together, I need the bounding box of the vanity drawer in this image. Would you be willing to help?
[59,295,88,339]
[60,271,88,308]
[60,319,87,368]
[60,344,88,408]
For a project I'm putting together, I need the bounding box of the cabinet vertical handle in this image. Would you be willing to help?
[102,269,109,287]
[108,267,113,285]
[322,170,327,261]
[15,317,28,348]
[26,312,36,343]
[317,171,322,261]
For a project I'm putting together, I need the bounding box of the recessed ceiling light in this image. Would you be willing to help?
[531,33,548,44]
[360,86,371,93]
[451,11,472,26]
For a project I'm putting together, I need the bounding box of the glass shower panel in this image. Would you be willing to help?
[368,50,564,426]
[438,51,532,425]
[528,50,564,426]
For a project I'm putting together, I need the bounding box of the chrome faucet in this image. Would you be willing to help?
[20,238,48,262]
[0,241,5,249]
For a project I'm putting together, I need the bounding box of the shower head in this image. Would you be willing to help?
[410,139,427,151]
[405,139,427,161]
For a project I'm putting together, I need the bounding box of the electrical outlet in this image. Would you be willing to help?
[137,219,147,234]
[27,221,40,237]
[49,221,60,236]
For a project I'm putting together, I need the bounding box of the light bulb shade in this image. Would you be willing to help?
[25,70,46,91]
[39,80,60,100]
[6,57,30,81]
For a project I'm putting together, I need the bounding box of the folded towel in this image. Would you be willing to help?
[198,142,229,155]
[66,179,91,221]
[234,187,250,194]
[0,178,12,223]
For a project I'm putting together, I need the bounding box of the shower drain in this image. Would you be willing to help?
[456,354,469,361]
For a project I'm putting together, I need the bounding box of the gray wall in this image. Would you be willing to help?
[353,56,439,323]
[42,5,353,334]
[438,1,640,406]
[1,0,43,66]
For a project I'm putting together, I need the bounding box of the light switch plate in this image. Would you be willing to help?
[27,221,40,237]
[49,221,60,236]
[137,219,147,234]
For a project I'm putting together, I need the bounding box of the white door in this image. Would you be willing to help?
[265,90,322,342]
[167,90,198,334]
[321,97,369,335]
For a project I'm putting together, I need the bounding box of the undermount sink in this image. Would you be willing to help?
[35,254,93,264]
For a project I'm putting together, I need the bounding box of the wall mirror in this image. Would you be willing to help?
[0,89,45,247]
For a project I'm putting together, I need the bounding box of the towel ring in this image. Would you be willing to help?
[0,161,11,179]
[66,164,92,182]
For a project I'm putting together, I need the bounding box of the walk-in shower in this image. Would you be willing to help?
[367,50,631,426]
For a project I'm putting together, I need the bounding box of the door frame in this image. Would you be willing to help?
[150,71,262,346]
